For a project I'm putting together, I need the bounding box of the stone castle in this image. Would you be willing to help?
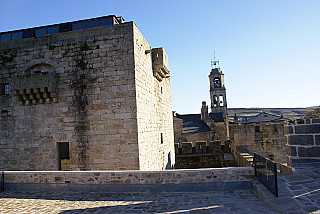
[0,15,175,171]
[1,14,318,172]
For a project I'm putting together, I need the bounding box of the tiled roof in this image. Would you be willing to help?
[175,114,201,122]
[182,121,212,134]
[209,112,224,122]
[241,112,284,124]
[175,112,224,123]
[174,112,224,134]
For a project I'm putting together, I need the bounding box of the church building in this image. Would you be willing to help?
[173,60,230,151]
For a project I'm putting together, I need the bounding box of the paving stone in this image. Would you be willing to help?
[285,210,308,214]
[283,174,311,182]
[287,185,304,190]
[302,205,320,213]
[0,190,278,214]
[1,166,320,213]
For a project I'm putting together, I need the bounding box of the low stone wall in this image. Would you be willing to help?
[285,119,320,166]
[236,152,294,174]
[175,154,223,169]
[174,141,223,169]
[2,168,254,192]
[236,152,254,167]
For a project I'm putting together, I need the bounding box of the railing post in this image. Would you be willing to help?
[274,162,278,197]
[253,153,257,177]
[0,171,4,192]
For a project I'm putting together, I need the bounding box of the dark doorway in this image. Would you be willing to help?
[57,142,70,170]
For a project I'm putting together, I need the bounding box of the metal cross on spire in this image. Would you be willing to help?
[211,50,220,69]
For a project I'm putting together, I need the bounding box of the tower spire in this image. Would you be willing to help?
[211,50,220,69]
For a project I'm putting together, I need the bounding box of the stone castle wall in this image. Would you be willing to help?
[0,21,174,171]
[133,24,175,170]
[215,122,228,143]
[174,141,223,168]
[181,132,214,145]
[230,121,286,163]
[285,119,320,166]
[173,117,183,144]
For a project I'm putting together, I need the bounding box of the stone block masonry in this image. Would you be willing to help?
[0,16,174,171]
[2,168,254,192]
[230,122,286,163]
[174,141,224,168]
[285,118,320,166]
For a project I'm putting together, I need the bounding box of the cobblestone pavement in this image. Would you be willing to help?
[2,166,320,213]
[0,190,278,214]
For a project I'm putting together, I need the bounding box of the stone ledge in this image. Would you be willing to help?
[2,168,253,185]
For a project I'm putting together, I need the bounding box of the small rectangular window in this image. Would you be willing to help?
[48,26,59,34]
[36,28,47,36]
[1,33,11,42]
[22,30,35,38]
[100,18,113,26]
[0,83,9,95]
[12,32,22,40]
[73,22,85,30]
[59,24,72,33]
[86,20,98,29]
[255,126,260,133]
[4,84,9,94]
[160,133,163,144]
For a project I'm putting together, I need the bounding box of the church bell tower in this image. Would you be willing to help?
[209,56,229,141]
[209,59,227,116]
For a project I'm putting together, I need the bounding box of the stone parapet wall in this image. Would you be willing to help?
[175,141,221,155]
[235,152,294,174]
[174,141,223,168]
[3,168,253,185]
[285,119,320,166]
[175,155,223,169]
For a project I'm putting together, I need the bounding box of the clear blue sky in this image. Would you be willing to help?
[1,0,319,113]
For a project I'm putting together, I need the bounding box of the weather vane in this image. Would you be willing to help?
[211,50,220,69]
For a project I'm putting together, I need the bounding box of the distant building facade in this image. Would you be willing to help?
[230,112,287,163]
[0,15,175,171]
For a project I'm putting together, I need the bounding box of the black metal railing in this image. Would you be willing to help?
[254,152,278,197]
[0,172,4,192]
